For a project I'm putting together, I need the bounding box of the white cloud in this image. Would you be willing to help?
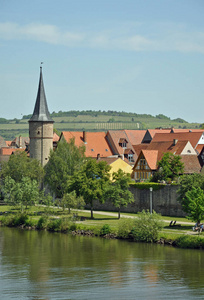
[0,22,204,53]
[0,22,84,45]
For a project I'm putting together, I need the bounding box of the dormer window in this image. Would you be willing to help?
[119,138,128,148]
[124,148,134,162]
[128,154,134,162]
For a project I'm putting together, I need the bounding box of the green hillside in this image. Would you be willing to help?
[0,110,201,140]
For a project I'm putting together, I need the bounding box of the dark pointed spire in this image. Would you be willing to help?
[29,67,53,122]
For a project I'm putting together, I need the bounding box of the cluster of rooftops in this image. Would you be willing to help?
[1,68,203,180]
[0,127,204,181]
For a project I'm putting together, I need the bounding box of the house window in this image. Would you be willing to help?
[119,138,127,148]
[128,154,134,162]
[139,159,146,169]
[119,142,127,148]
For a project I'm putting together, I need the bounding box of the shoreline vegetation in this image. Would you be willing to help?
[0,205,204,250]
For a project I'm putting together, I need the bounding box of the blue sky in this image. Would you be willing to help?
[0,0,204,123]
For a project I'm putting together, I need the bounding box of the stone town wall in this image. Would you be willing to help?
[86,185,186,217]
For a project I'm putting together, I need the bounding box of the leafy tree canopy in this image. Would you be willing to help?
[177,173,204,201]
[3,176,40,211]
[1,151,44,183]
[70,159,111,219]
[44,138,85,198]
[61,191,85,213]
[105,169,134,219]
[177,173,204,220]
[151,152,184,182]
[183,187,204,223]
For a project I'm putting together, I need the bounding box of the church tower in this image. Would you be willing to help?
[29,67,54,166]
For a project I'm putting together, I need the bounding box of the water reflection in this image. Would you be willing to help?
[0,227,204,299]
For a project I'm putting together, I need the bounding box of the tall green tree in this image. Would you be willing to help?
[44,138,85,198]
[183,187,204,223]
[61,191,85,213]
[1,151,44,183]
[177,173,204,203]
[152,152,184,182]
[106,169,134,219]
[70,159,111,219]
[3,176,40,211]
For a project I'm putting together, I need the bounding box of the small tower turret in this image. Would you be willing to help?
[29,67,54,166]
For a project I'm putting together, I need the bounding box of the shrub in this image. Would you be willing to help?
[47,218,62,232]
[129,182,164,190]
[117,218,134,238]
[175,235,204,249]
[47,217,75,232]
[1,213,33,227]
[36,216,49,230]
[100,224,111,236]
[131,210,164,243]
[69,223,77,231]
[1,215,16,226]
[13,213,29,226]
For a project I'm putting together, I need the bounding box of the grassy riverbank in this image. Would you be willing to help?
[0,205,204,250]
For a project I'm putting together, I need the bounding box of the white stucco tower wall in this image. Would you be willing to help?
[29,67,54,166]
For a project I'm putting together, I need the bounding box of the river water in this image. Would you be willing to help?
[0,227,204,300]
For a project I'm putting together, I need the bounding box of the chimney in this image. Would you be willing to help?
[83,131,87,144]
[19,135,22,148]
[97,153,100,160]
[173,139,178,146]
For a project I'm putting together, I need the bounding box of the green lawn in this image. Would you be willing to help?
[0,205,201,237]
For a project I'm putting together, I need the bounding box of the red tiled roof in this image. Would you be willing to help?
[106,130,137,161]
[133,139,199,173]
[152,132,203,148]
[95,157,119,165]
[61,131,113,158]
[0,147,26,155]
[196,144,204,154]
[5,141,12,147]
[172,129,204,133]
[142,150,158,170]
[133,144,149,156]
[181,155,201,174]
[124,130,146,145]
[146,140,191,161]
[53,132,60,142]
[147,129,171,138]
[124,148,134,154]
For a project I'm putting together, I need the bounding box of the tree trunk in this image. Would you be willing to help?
[118,207,121,219]
[91,200,94,219]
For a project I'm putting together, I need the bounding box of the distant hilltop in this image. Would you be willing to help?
[21,110,187,123]
[0,110,202,141]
